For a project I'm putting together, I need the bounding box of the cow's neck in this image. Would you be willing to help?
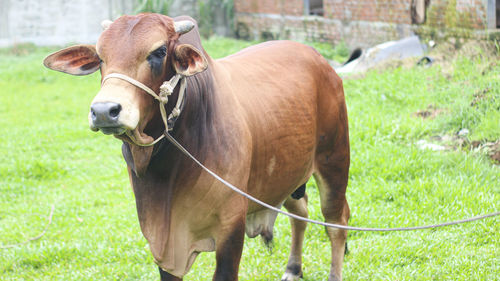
[121,54,219,174]
[155,61,217,170]
[125,56,221,210]
[123,59,220,276]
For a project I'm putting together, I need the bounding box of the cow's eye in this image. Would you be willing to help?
[147,46,167,76]
[149,46,167,59]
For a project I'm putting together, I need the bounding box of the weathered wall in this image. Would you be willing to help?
[0,0,133,47]
[235,0,304,15]
[324,0,412,24]
[235,13,414,48]
[426,0,488,29]
[234,0,495,48]
[234,0,415,48]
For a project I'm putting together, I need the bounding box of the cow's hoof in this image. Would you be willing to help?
[327,273,341,281]
[281,272,302,281]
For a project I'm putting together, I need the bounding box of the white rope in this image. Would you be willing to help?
[163,132,500,232]
[0,205,55,249]
[101,72,500,232]
[102,73,161,100]
[168,78,187,119]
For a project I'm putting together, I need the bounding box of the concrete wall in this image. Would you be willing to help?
[0,0,133,47]
[0,0,231,47]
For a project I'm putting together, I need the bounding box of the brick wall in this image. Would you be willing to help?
[234,0,492,49]
[235,13,414,48]
[324,0,412,24]
[235,0,304,16]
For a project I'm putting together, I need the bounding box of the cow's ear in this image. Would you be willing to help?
[172,44,208,76]
[43,45,100,76]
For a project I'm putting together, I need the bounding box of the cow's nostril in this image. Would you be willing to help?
[109,104,121,118]
[90,102,122,126]
[89,102,125,135]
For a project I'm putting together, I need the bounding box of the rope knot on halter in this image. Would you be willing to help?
[171,107,181,118]
[159,74,182,104]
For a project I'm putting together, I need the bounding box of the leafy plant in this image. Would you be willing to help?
[134,0,173,15]
[133,0,234,38]
[197,0,234,38]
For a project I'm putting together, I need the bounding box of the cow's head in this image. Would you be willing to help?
[43,14,208,145]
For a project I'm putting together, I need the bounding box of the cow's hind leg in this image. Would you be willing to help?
[314,144,350,281]
[159,267,182,281]
[281,193,308,281]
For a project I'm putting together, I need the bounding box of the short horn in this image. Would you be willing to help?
[174,20,194,35]
[101,19,113,30]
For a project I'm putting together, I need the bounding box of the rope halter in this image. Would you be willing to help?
[101,72,187,146]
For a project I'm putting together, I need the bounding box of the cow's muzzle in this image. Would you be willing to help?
[89,102,126,135]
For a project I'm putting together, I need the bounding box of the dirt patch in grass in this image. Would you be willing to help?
[491,148,500,163]
[483,141,500,164]
[421,135,500,165]
[469,140,500,164]
[412,104,446,119]
[471,87,492,107]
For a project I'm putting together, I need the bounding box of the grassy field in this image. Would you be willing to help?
[0,38,498,280]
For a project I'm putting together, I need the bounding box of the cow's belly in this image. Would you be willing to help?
[246,101,317,212]
[244,132,314,241]
[244,127,315,237]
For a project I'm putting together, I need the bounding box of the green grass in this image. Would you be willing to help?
[0,39,499,281]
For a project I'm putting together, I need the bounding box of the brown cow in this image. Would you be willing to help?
[44,14,350,281]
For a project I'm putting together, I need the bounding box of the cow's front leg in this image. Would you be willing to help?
[159,267,182,281]
[213,217,246,281]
